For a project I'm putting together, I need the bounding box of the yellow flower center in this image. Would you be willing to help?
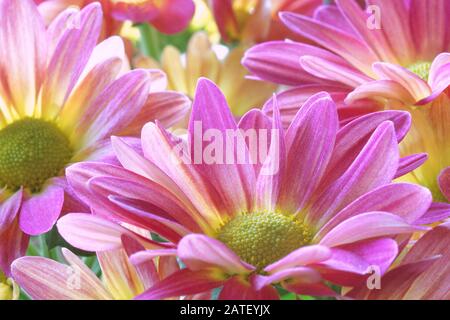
[218,212,312,271]
[0,118,72,192]
[407,61,432,81]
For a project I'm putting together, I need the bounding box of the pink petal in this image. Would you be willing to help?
[188,78,256,216]
[345,80,417,105]
[0,215,29,276]
[410,0,448,60]
[366,0,415,64]
[316,183,432,240]
[262,84,350,128]
[130,249,178,266]
[76,69,151,150]
[58,57,122,134]
[141,122,222,233]
[11,252,112,300]
[41,3,102,118]
[348,257,439,300]
[414,202,450,225]
[135,269,225,300]
[96,248,145,299]
[237,108,272,176]
[438,167,450,201]
[255,98,286,211]
[0,189,23,233]
[279,92,338,213]
[178,234,254,274]
[242,41,345,86]
[88,176,195,242]
[219,275,279,300]
[65,162,129,211]
[336,0,398,63]
[264,245,331,274]
[299,55,371,87]
[333,238,398,275]
[279,12,378,76]
[428,53,450,87]
[313,4,355,35]
[0,0,47,116]
[320,111,410,190]
[395,153,428,178]
[57,213,164,252]
[254,267,321,290]
[120,91,191,136]
[121,235,159,289]
[320,211,427,247]
[373,62,431,101]
[308,121,400,227]
[46,6,79,57]
[400,222,450,299]
[19,185,65,236]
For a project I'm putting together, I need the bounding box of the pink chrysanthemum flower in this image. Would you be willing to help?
[0,0,190,276]
[57,79,439,299]
[243,0,450,203]
[36,0,195,35]
[348,221,450,300]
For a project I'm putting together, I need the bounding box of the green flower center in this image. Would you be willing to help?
[218,211,312,271]
[0,118,72,192]
[407,61,432,81]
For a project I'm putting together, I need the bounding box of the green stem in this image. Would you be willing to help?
[138,24,162,60]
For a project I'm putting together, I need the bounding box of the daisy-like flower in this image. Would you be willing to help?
[0,0,190,276]
[36,0,195,35]
[347,221,450,300]
[208,0,322,44]
[0,270,19,300]
[11,236,184,300]
[134,31,276,117]
[57,79,439,299]
[243,0,450,202]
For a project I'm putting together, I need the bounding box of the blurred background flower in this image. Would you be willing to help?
[0,271,19,300]
[243,0,450,203]
[134,32,276,118]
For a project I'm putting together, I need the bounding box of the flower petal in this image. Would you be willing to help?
[395,153,428,179]
[279,92,338,213]
[219,275,279,300]
[19,185,65,236]
[316,183,432,240]
[279,12,377,75]
[438,167,450,202]
[0,0,47,116]
[41,3,102,119]
[264,245,331,274]
[120,91,191,136]
[308,121,400,227]
[188,78,256,216]
[178,234,254,274]
[320,212,427,247]
[242,40,345,86]
[11,252,111,300]
[57,213,163,252]
[75,69,151,151]
[135,269,225,300]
